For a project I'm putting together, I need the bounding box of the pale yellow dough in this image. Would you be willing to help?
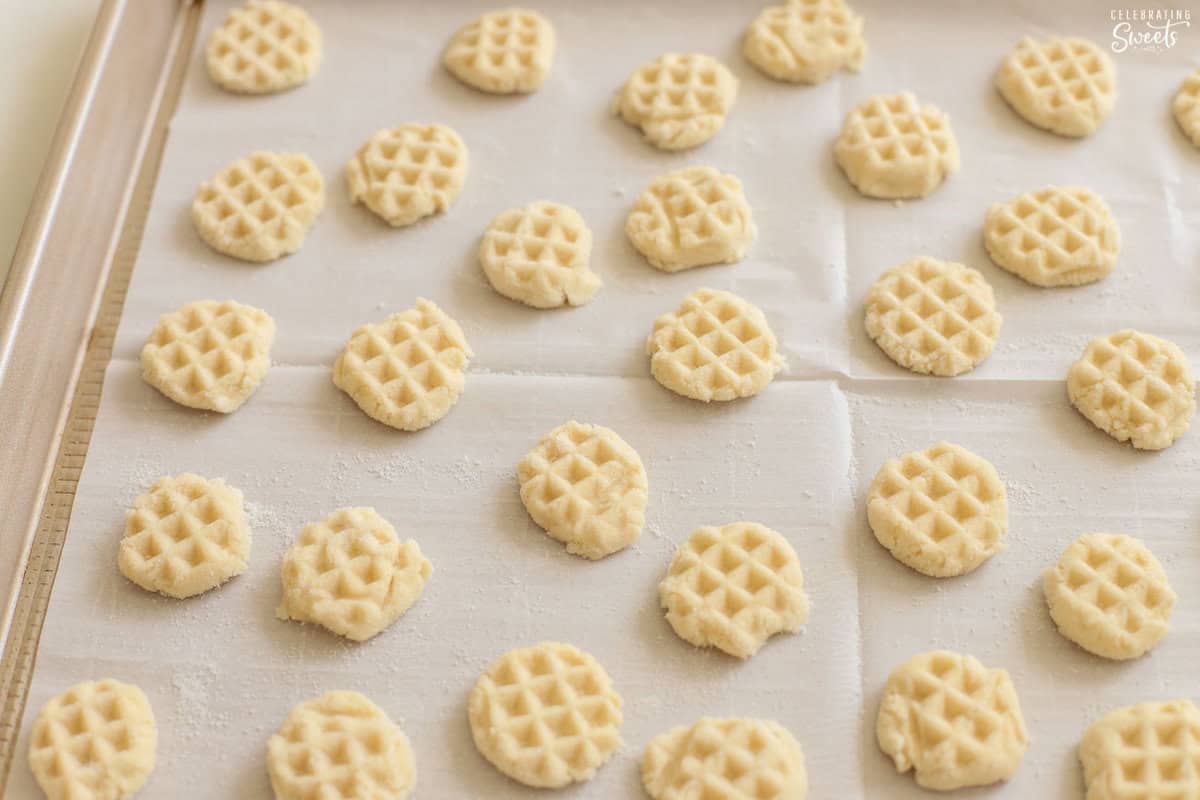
[205,1,321,95]
[1044,533,1176,660]
[743,0,865,84]
[333,298,473,432]
[1067,329,1196,450]
[647,288,783,402]
[277,507,431,642]
[192,151,324,263]
[517,421,647,559]
[659,522,809,659]
[468,642,623,788]
[29,679,157,800]
[642,717,808,800]
[346,123,468,227]
[626,166,756,272]
[118,474,250,599]
[614,53,738,150]
[267,691,416,800]
[867,441,1008,577]
[1174,70,1200,146]
[877,650,1028,791]
[835,92,959,199]
[140,299,275,413]
[480,201,600,308]
[443,8,555,94]
[996,36,1116,138]
[864,256,1001,377]
[1080,699,1200,800]
[984,186,1119,287]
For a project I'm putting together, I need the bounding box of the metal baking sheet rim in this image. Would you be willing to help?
[0,0,198,785]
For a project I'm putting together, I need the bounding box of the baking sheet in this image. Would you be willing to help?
[7,0,1200,797]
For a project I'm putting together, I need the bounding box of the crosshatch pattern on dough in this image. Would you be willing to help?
[346,123,469,227]
[835,92,959,199]
[205,0,322,94]
[1079,699,1200,800]
[480,201,600,308]
[995,36,1116,138]
[642,717,808,800]
[659,522,809,659]
[743,0,866,84]
[468,642,623,788]
[267,691,416,800]
[443,8,555,94]
[614,53,738,150]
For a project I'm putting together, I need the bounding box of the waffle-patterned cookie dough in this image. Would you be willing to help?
[517,421,647,559]
[864,257,1001,377]
[660,522,808,659]
[278,507,432,642]
[192,151,324,263]
[743,0,865,84]
[626,167,756,272]
[1174,71,1200,147]
[1067,329,1196,450]
[480,201,600,308]
[28,679,157,800]
[118,474,251,599]
[443,8,555,94]
[333,299,473,432]
[867,442,1008,578]
[346,123,468,227]
[1044,533,1177,660]
[642,717,808,800]
[647,288,783,402]
[614,53,738,150]
[984,186,1120,287]
[268,691,416,800]
[877,650,1028,791]
[468,642,623,788]
[1080,699,1200,800]
[140,299,275,413]
[835,92,959,199]
[996,36,1116,138]
[205,1,321,95]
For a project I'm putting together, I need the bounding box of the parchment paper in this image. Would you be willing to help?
[8,1,1200,797]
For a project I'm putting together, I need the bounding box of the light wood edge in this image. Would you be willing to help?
[0,0,199,787]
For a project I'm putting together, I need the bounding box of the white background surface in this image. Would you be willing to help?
[0,0,100,279]
[8,1,1200,798]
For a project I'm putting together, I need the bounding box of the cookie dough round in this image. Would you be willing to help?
[468,642,623,788]
[835,92,959,199]
[192,151,324,262]
[626,166,755,272]
[443,8,555,94]
[647,288,784,402]
[995,36,1116,138]
[1173,70,1200,146]
[984,186,1119,287]
[29,679,157,800]
[743,0,865,84]
[277,507,432,641]
[517,421,647,559]
[480,201,600,308]
[1044,533,1176,660]
[119,474,251,599]
[140,299,275,413]
[877,650,1028,791]
[614,53,737,150]
[268,691,416,800]
[333,298,473,432]
[642,717,808,800]
[1080,699,1200,799]
[867,441,1008,577]
[205,1,321,94]
[660,522,809,659]
[864,256,1001,377]
[346,123,468,227]
[1067,329,1196,450]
